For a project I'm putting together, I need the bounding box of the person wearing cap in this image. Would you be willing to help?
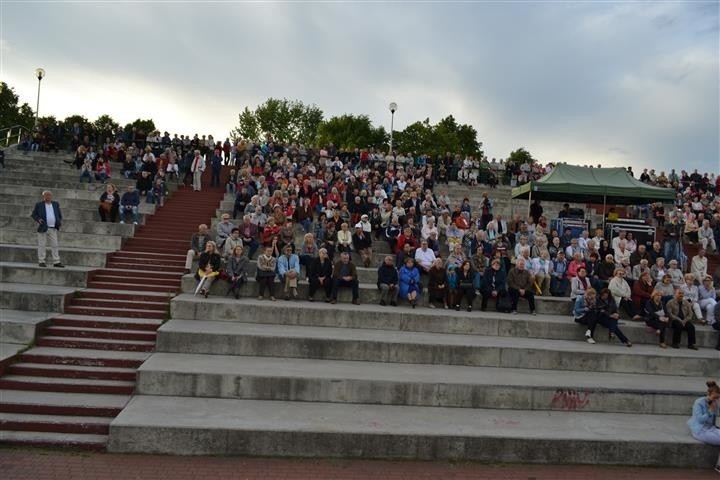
[352,222,373,267]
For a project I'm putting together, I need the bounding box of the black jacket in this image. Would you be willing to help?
[377,263,399,286]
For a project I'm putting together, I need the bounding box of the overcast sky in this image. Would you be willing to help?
[2,1,718,173]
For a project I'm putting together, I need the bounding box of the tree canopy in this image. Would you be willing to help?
[232,98,323,145]
[507,147,536,164]
[0,82,35,130]
[232,98,484,157]
[316,114,387,150]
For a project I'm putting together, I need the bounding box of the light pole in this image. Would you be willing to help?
[388,102,397,155]
[34,68,45,127]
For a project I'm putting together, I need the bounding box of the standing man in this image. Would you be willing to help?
[190,149,205,191]
[31,190,64,268]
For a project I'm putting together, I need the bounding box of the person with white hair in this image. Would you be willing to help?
[691,249,709,284]
[31,190,64,268]
[698,220,717,252]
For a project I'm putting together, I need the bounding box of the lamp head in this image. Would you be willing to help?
[35,68,45,80]
[389,102,397,114]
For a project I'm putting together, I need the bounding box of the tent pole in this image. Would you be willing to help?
[602,194,607,232]
[527,187,532,221]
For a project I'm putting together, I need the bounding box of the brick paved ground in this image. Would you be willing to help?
[0,448,717,480]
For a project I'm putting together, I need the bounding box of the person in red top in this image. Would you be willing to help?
[261,218,281,247]
[454,211,470,230]
[395,226,418,255]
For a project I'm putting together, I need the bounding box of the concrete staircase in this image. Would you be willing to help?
[106,164,716,466]
[108,296,717,466]
[0,150,225,449]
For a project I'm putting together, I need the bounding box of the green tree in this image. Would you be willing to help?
[317,114,388,149]
[36,116,58,130]
[233,107,260,142]
[124,118,155,133]
[62,114,90,135]
[0,82,35,129]
[232,98,323,145]
[393,116,482,157]
[507,147,535,164]
[93,114,120,140]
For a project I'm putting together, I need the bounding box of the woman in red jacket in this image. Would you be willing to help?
[631,271,654,313]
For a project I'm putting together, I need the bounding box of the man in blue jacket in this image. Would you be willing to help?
[30,190,64,268]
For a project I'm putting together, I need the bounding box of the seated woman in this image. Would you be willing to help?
[570,266,591,303]
[595,288,633,347]
[654,273,675,305]
[398,257,421,308]
[687,380,720,474]
[608,267,639,319]
[226,245,249,299]
[298,232,318,268]
[336,222,353,254]
[427,258,449,309]
[631,271,655,313]
[98,184,119,223]
[195,241,222,298]
[573,287,599,344]
[455,260,477,312]
[681,273,705,324]
[641,290,669,348]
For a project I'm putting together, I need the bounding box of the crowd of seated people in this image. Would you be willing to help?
[26,123,718,349]
[170,135,719,351]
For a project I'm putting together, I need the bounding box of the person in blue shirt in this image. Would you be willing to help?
[688,380,720,473]
[277,244,300,300]
[120,185,140,225]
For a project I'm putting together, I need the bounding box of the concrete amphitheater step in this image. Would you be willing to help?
[178,275,575,315]
[0,284,77,313]
[7,362,137,381]
[155,319,716,376]
[168,295,718,348]
[0,229,123,250]
[107,395,717,467]
[36,335,156,352]
[43,325,158,342]
[0,216,136,236]
[136,352,705,415]
[18,346,150,369]
[0,430,108,450]
[0,375,136,395]
[0,205,147,223]
[0,310,56,345]
[0,194,156,214]
[0,244,110,267]
[0,389,130,417]
[49,313,163,331]
[0,412,112,435]
[0,262,92,287]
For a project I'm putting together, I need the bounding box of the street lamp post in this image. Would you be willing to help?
[388,102,397,155]
[34,68,45,127]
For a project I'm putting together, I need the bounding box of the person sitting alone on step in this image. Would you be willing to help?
[195,241,221,298]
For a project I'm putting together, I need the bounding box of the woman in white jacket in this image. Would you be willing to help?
[608,268,638,318]
[681,273,705,323]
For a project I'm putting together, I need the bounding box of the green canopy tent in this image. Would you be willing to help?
[511,164,676,225]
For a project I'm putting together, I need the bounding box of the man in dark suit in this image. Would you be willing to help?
[31,190,64,267]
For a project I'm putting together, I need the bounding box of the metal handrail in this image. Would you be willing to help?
[0,125,31,148]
